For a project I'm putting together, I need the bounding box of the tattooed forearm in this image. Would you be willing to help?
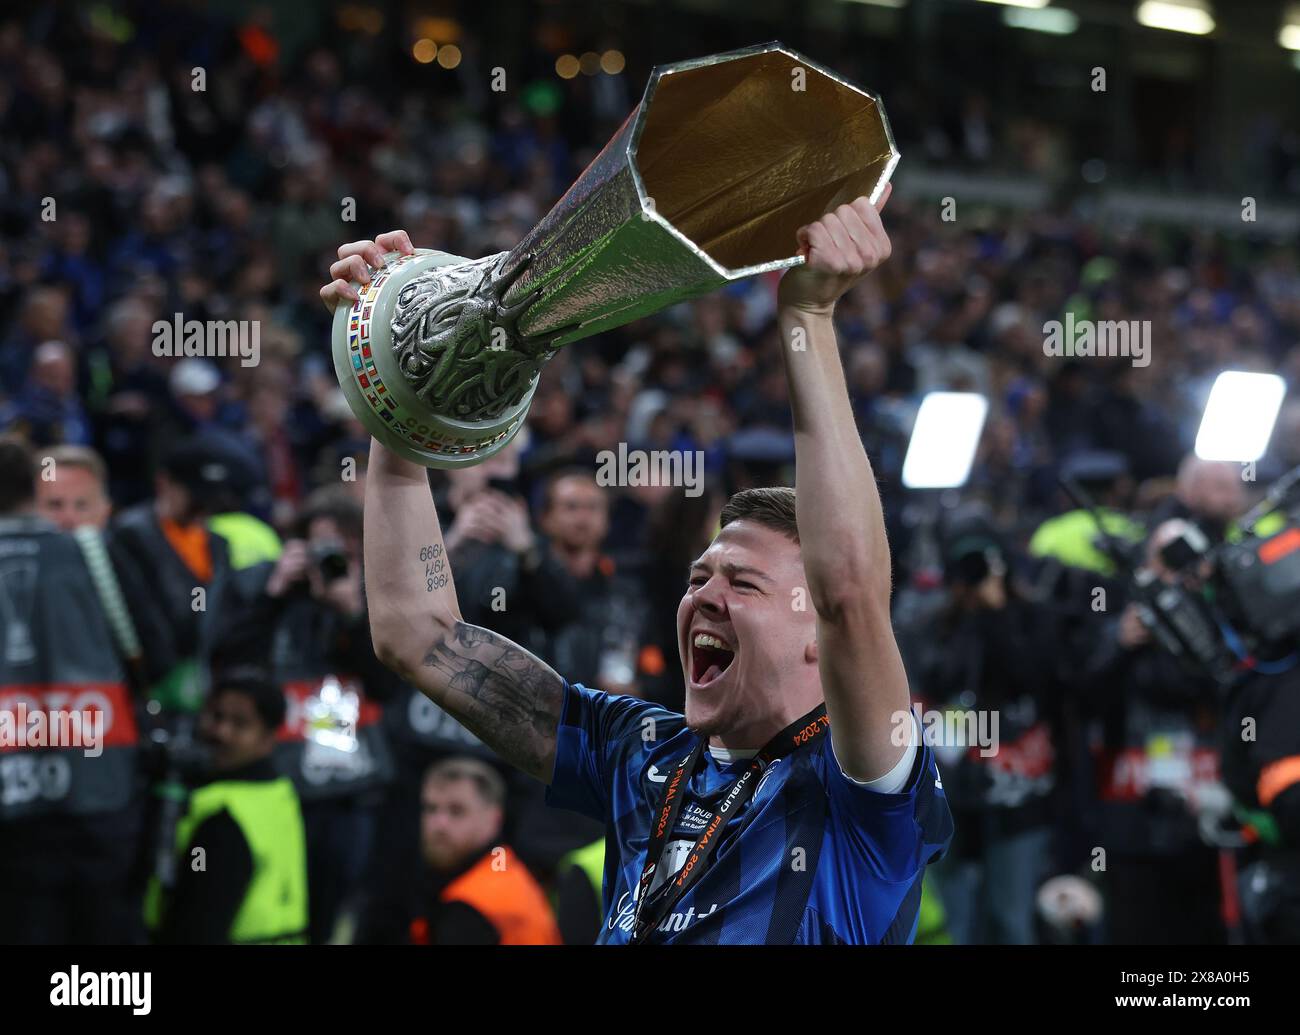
[420,621,562,782]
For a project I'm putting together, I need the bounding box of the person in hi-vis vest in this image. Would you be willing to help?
[406,756,561,945]
[145,672,308,943]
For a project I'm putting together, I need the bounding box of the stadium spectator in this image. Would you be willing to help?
[537,468,648,696]
[35,444,111,531]
[369,756,562,945]
[0,340,92,448]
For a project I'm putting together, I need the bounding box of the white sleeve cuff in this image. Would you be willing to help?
[835,711,919,794]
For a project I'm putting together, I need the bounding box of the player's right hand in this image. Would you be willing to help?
[319,230,416,313]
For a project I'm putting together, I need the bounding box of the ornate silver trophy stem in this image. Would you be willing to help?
[332,41,899,467]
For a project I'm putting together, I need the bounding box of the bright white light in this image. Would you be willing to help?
[902,392,989,489]
[1194,372,1287,462]
[977,0,1049,8]
[1137,0,1215,35]
[1282,5,1300,51]
[1003,6,1079,33]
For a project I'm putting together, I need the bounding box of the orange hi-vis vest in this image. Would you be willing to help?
[429,846,562,945]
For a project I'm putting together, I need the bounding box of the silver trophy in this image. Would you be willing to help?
[332,42,898,468]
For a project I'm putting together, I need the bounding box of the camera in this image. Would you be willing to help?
[311,541,350,584]
[1071,464,1300,689]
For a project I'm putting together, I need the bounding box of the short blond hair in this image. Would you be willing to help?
[41,445,108,489]
[423,756,506,807]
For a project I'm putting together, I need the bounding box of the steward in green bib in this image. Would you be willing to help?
[145,672,308,944]
[554,838,605,944]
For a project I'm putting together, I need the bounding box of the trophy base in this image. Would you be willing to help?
[331,249,534,469]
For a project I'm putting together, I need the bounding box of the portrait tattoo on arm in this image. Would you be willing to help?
[420,621,563,781]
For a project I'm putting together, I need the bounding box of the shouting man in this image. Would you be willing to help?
[320,185,952,944]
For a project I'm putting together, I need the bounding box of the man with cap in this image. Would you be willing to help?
[1029,450,1144,577]
[110,437,251,715]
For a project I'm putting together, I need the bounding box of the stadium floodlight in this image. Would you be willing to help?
[1280,4,1300,50]
[1003,7,1079,33]
[1136,0,1215,36]
[975,0,1050,9]
[1194,371,1287,462]
[902,392,989,490]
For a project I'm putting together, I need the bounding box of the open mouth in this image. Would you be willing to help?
[690,631,736,687]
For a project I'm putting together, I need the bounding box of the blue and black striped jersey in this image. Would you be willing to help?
[546,680,954,944]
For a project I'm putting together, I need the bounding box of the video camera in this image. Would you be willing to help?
[1065,464,1300,689]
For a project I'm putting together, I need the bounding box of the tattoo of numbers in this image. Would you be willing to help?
[420,543,447,592]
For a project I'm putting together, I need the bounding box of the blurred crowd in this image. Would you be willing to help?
[3,5,1300,946]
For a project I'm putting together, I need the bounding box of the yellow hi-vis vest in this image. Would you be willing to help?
[209,512,283,570]
[144,776,309,944]
[1028,508,1145,576]
[558,839,605,903]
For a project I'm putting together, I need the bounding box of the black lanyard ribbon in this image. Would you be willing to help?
[629,703,830,944]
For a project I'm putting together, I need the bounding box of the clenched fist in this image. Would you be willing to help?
[776,182,892,317]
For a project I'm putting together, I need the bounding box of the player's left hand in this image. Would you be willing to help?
[777,182,892,316]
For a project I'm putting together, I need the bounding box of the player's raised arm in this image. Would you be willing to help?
[321,233,563,784]
[775,184,912,783]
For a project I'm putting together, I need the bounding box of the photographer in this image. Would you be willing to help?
[211,486,400,944]
[1082,518,1226,944]
[905,510,1061,944]
[1149,455,1246,546]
